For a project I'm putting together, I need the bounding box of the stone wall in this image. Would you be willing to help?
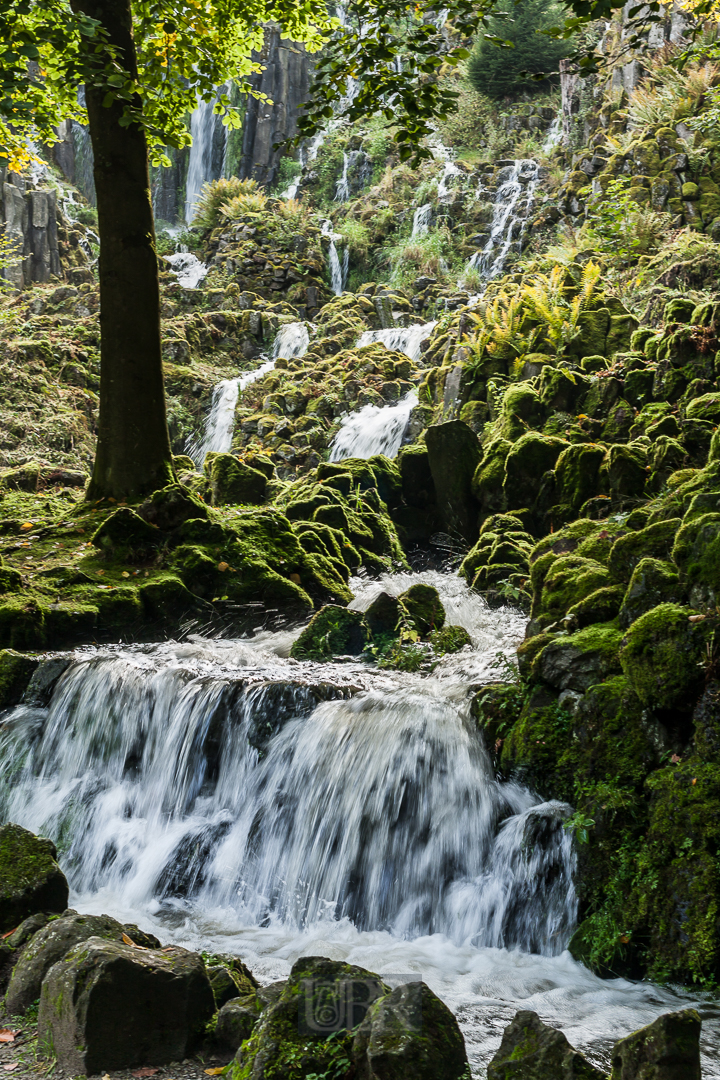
[1,172,61,289]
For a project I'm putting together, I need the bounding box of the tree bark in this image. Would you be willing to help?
[71,0,175,500]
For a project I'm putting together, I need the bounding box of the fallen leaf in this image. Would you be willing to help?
[217,562,229,572]
[3,1063,18,1071]
[132,1068,159,1077]
[290,573,301,584]
[671,753,682,764]
[688,614,706,622]
[692,777,698,785]
[1,929,17,940]
[19,523,33,531]
[121,571,130,578]
[0,1031,16,1043]
[205,1069,226,1075]
[97,569,105,576]
[122,932,137,947]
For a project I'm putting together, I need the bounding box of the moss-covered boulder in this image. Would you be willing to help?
[502,433,568,516]
[91,507,161,559]
[609,1009,700,1080]
[290,605,367,660]
[214,996,261,1056]
[38,937,215,1074]
[0,649,39,708]
[533,624,622,693]
[620,603,713,711]
[608,518,681,583]
[138,484,208,530]
[428,624,472,655]
[672,511,720,603]
[352,980,468,1080]
[207,453,268,506]
[0,823,68,934]
[425,420,482,543]
[364,591,403,638]
[554,443,608,512]
[397,583,445,636]
[488,1010,603,1079]
[618,558,683,628]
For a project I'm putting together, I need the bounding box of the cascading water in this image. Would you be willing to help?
[330,391,418,461]
[336,152,351,202]
[0,571,713,1075]
[543,114,563,153]
[163,251,209,290]
[185,89,228,224]
[187,321,310,466]
[356,320,436,363]
[411,203,433,238]
[322,220,346,295]
[468,159,539,281]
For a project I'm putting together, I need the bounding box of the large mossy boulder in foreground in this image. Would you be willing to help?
[487,1009,603,1078]
[0,823,68,934]
[609,1009,701,1080]
[38,937,214,1074]
[398,582,445,635]
[235,957,468,1080]
[207,453,268,506]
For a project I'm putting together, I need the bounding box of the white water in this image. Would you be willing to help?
[336,151,351,202]
[543,115,563,153]
[330,391,418,461]
[322,220,345,295]
[469,159,539,281]
[411,203,433,238]
[0,572,716,1076]
[185,90,227,224]
[356,320,436,362]
[163,251,209,290]
[187,322,310,465]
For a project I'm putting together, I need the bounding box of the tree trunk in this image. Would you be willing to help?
[71,0,175,501]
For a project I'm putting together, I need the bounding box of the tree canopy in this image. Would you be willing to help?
[467,0,572,99]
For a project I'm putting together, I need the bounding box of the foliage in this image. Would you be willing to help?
[220,191,269,218]
[467,0,572,100]
[193,178,260,231]
[383,225,456,285]
[583,177,671,261]
[273,155,302,194]
[627,58,720,129]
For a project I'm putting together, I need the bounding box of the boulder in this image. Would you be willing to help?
[207,453,268,506]
[487,1009,603,1079]
[291,604,367,660]
[138,483,209,530]
[353,980,468,1080]
[609,1008,701,1080]
[364,592,403,638]
[620,603,712,711]
[38,937,215,1074]
[398,583,445,636]
[0,824,68,935]
[426,421,483,543]
[214,996,261,1055]
[0,650,39,709]
[534,625,622,693]
[91,507,161,558]
[6,910,126,1014]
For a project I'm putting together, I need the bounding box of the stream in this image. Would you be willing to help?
[0,571,718,1076]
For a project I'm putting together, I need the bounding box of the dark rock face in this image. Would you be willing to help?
[0,180,61,288]
[425,421,482,544]
[239,27,312,188]
[353,981,468,1080]
[38,937,215,1075]
[609,1008,701,1080]
[487,1010,604,1079]
[0,823,68,935]
[6,910,126,1014]
[364,592,403,637]
[214,996,261,1055]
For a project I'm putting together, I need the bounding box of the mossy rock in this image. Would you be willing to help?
[425,420,483,543]
[500,684,571,798]
[290,605,367,660]
[532,555,611,628]
[487,1009,603,1080]
[609,1010,701,1080]
[0,649,39,708]
[608,518,681,583]
[672,511,720,601]
[0,823,68,934]
[607,443,647,500]
[502,433,568,515]
[138,484,208,530]
[207,454,268,506]
[472,438,512,521]
[398,445,435,509]
[620,602,713,711]
[471,681,523,758]
[554,443,608,511]
[398,583,445,636]
[498,382,546,439]
[428,624,471,655]
[567,585,625,629]
[533,624,623,693]
[91,507,161,559]
[619,558,683,629]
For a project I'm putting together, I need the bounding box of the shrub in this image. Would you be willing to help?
[467,0,571,100]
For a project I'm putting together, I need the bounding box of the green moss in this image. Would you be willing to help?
[0,649,38,708]
[672,512,720,600]
[554,443,608,511]
[619,558,683,628]
[428,624,472,655]
[620,602,712,711]
[398,583,445,636]
[608,519,682,583]
[290,605,366,660]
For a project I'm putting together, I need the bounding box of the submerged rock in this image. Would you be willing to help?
[0,823,68,935]
[38,937,214,1074]
[487,1009,603,1078]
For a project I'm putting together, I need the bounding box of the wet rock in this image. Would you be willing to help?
[620,602,712,711]
[23,654,73,705]
[534,625,622,693]
[138,483,209,530]
[487,1009,603,1078]
[0,823,68,936]
[428,624,472,654]
[38,937,215,1074]
[214,995,261,1054]
[291,604,367,660]
[6,910,126,1014]
[609,1008,701,1080]
[0,650,39,709]
[426,420,483,544]
[398,583,445,636]
[4,911,50,950]
[353,980,468,1080]
[364,592,403,638]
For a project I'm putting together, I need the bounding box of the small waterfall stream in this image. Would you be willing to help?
[187,322,310,466]
[330,391,419,462]
[185,90,228,224]
[469,159,539,280]
[0,571,712,1075]
[323,220,346,295]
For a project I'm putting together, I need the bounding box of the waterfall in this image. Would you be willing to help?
[0,575,574,951]
[411,204,432,238]
[185,90,228,224]
[336,152,351,202]
[330,390,418,461]
[356,320,436,362]
[187,322,310,466]
[468,159,539,281]
[543,115,563,153]
[163,251,209,290]
[323,220,345,295]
